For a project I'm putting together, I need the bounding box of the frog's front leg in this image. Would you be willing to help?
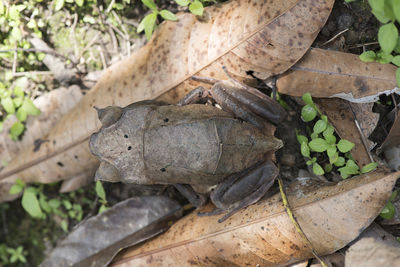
[174,184,208,208]
[200,160,278,223]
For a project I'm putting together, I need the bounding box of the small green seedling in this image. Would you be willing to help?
[297,93,378,178]
[95,180,109,213]
[138,0,204,39]
[380,190,398,220]
[356,0,400,86]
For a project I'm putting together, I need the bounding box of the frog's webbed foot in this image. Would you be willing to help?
[211,160,278,223]
[174,184,207,207]
[197,208,224,217]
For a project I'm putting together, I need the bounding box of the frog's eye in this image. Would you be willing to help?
[94,106,123,127]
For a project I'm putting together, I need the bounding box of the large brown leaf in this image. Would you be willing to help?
[277,48,399,102]
[112,169,399,266]
[0,0,334,201]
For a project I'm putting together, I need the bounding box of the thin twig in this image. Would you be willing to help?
[348,103,374,162]
[348,41,379,49]
[277,176,328,267]
[319,28,349,47]
[12,44,17,75]
[98,46,107,70]
[71,13,79,59]
[12,71,53,77]
[106,0,115,13]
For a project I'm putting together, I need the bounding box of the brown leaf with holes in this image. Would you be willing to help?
[277,48,399,103]
[111,169,399,267]
[0,0,334,201]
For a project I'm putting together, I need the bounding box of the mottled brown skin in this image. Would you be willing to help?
[89,77,286,222]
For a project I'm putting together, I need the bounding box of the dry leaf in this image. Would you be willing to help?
[112,169,399,266]
[41,196,182,267]
[277,48,399,103]
[380,112,400,153]
[345,238,400,266]
[316,98,376,167]
[0,0,334,201]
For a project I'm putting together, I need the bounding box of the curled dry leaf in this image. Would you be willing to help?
[112,169,399,266]
[316,98,376,167]
[41,196,182,267]
[0,0,334,201]
[277,48,399,103]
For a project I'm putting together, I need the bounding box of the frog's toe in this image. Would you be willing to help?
[95,161,121,183]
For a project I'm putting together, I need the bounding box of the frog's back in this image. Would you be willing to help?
[143,105,280,187]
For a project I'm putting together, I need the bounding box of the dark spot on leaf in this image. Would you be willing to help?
[124,134,128,138]
[164,118,169,122]
[57,162,64,167]
[127,146,132,150]
[160,168,166,172]
[33,138,48,152]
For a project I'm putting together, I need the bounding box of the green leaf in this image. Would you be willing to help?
[390,191,398,202]
[175,0,190,6]
[378,23,399,54]
[82,15,96,24]
[334,156,345,167]
[327,146,337,158]
[296,133,308,144]
[1,97,15,114]
[39,194,52,213]
[337,139,355,153]
[306,157,317,165]
[10,122,24,140]
[313,163,324,175]
[16,108,27,122]
[394,0,400,22]
[13,86,24,97]
[377,50,394,64]
[329,152,339,164]
[396,68,400,87]
[308,138,329,152]
[189,1,204,16]
[141,13,157,40]
[310,132,319,140]
[13,97,23,108]
[368,0,385,13]
[63,200,72,210]
[54,0,65,11]
[61,219,68,232]
[395,37,400,53]
[9,184,23,195]
[301,105,317,122]
[98,204,108,214]
[142,0,157,10]
[75,0,84,7]
[95,180,106,201]
[313,119,327,134]
[361,162,378,173]
[324,163,333,173]
[380,201,395,219]
[160,10,178,21]
[48,199,61,209]
[392,55,400,66]
[359,50,376,62]
[21,99,40,115]
[302,92,314,106]
[300,142,310,158]
[325,133,336,145]
[22,187,43,218]
[15,178,25,187]
[0,1,3,15]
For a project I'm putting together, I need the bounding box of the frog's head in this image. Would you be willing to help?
[94,106,123,128]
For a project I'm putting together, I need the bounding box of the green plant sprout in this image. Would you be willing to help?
[380,190,398,219]
[95,180,109,213]
[297,93,378,178]
[138,0,204,39]
[9,178,85,232]
[353,0,400,86]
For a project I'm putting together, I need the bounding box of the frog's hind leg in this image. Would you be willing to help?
[213,160,278,223]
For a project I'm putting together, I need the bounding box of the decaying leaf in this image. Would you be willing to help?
[380,111,400,153]
[0,0,334,201]
[277,48,399,103]
[316,98,376,167]
[41,196,182,267]
[112,169,399,266]
[345,238,400,266]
